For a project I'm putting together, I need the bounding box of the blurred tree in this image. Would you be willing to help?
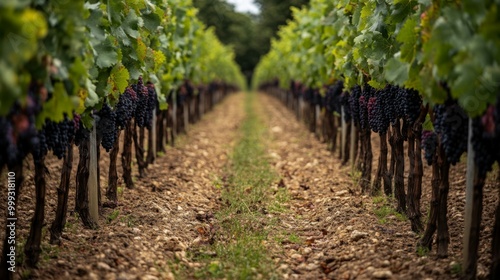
[193,0,309,80]
[255,0,309,55]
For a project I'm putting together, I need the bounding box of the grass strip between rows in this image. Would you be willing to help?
[191,92,281,279]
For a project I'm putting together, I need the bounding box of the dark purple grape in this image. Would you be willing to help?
[38,115,76,159]
[115,86,138,129]
[325,80,343,113]
[349,85,362,126]
[145,82,157,129]
[97,104,117,152]
[134,76,150,128]
[421,130,437,165]
[433,101,468,165]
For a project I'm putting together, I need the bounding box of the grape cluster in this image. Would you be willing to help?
[304,88,314,103]
[359,95,368,130]
[395,86,406,119]
[134,76,150,128]
[341,91,351,122]
[433,102,468,165]
[403,89,422,124]
[472,102,500,177]
[325,80,343,113]
[97,104,117,152]
[38,115,76,159]
[115,87,138,129]
[392,86,422,124]
[421,130,438,165]
[383,85,398,125]
[145,82,158,129]
[0,118,16,167]
[358,86,374,130]
[185,80,195,97]
[74,119,89,147]
[1,86,46,166]
[312,89,322,106]
[349,85,362,125]
[367,96,381,132]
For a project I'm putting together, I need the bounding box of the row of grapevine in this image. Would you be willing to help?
[254,0,500,279]
[0,0,244,278]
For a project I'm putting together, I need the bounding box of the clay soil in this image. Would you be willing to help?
[0,92,498,280]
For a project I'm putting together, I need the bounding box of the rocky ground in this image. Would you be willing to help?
[0,93,245,280]
[0,92,498,279]
[258,94,499,280]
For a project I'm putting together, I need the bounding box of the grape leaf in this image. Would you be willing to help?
[94,37,118,68]
[384,57,409,85]
[397,18,417,63]
[108,64,130,100]
[142,11,161,33]
[84,78,99,108]
[123,10,139,39]
[36,82,79,127]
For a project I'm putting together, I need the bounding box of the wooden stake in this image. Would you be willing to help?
[88,119,99,224]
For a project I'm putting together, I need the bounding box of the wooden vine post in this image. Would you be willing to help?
[463,117,485,279]
[88,119,99,224]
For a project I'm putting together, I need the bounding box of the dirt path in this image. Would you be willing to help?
[259,93,478,280]
[13,93,245,280]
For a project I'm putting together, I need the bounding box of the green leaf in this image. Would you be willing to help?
[86,8,105,41]
[84,78,99,108]
[81,112,94,130]
[36,83,79,127]
[136,38,147,62]
[142,11,161,33]
[123,9,140,39]
[397,18,417,62]
[94,37,118,68]
[422,114,434,131]
[108,64,130,99]
[384,57,409,85]
[368,80,384,89]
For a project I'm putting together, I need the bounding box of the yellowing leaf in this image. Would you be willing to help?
[108,64,130,99]
[136,38,147,62]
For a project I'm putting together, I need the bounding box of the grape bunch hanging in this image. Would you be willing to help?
[472,99,500,177]
[433,101,469,165]
[97,104,117,152]
[421,130,438,165]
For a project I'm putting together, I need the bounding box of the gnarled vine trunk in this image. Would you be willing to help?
[75,137,98,229]
[407,128,424,233]
[25,155,47,267]
[437,143,450,258]
[393,119,406,213]
[50,142,74,244]
[418,158,440,250]
[105,131,121,207]
[122,121,135,189]
[133,121,147,178]
[373,132,388,195]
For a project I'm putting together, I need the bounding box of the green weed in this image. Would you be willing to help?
[107,210,120,223]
